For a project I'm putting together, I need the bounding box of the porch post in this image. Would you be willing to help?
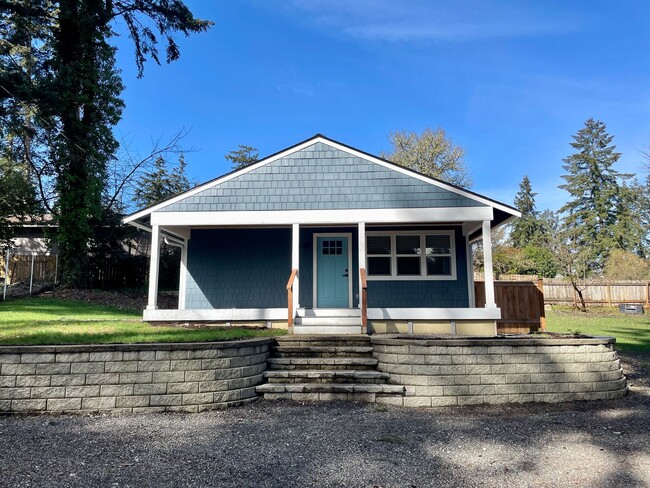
[147,224,161,310]
[292,224,300,310]
[466,235,476,307]
[358,222,366,309]
[178,238,188,310]
[482,220,497,308]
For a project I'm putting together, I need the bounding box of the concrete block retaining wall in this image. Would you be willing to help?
[0,338,272,414]
[371,336,628,407]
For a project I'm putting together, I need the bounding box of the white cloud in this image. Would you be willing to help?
[284,0,581,43]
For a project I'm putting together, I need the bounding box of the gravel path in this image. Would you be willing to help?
[1,355,649,488]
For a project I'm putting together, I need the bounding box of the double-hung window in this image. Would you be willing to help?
[366,231,455,280]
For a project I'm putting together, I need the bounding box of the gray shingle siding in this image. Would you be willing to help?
[184,228,290,309]
[160,142,485,213]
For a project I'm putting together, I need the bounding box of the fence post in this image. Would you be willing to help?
[29,253,35,295]
[606,282,612,308]
[536,279,546,331]
[646,282,650,308]
[3,248,9,301]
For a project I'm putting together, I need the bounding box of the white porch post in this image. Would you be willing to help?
[147,224,161,310]
[482,220,497,308]
[466,235,476,307]
[178,238,188,311]
[358,222,366,309]
[292,223,300,310]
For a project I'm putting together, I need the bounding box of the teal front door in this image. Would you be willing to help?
[316,236,350,308]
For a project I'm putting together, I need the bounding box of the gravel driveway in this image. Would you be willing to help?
[1,355,649,488]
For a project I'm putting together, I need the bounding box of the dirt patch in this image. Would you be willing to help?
[619,351,650,390]
[38,289,178,311]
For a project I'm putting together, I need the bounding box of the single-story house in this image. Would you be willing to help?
[124,135,520,335]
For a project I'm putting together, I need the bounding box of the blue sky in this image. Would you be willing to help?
[111,1,650,211]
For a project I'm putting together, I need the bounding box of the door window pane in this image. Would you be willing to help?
[397,256,421,275]
[368,257,391,276]
[396,235,421,255]
[427,256,452,275]
[367,235,391,254]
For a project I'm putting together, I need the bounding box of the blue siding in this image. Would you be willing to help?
[366,228,469,308]
[160,141,485,213]
[184,229,290,309]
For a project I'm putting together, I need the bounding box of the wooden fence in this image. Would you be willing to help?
[0,253,177,293]
[543,280,650,307]
[475,280,546,334]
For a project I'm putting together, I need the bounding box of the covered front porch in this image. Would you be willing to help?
[142,210,502,336]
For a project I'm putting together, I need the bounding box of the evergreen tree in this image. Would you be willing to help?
[381,128,472,187]
[612,177,650,258]
[511,175,541,248]
[0,1,212,287]
[225,144,258,170]
[133,155,191,207]
[558,119,624,274]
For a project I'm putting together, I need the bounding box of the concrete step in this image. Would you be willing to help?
[264,370,390,384]
[272,346,374,358]
[294,317,362,327]
[257,382,405,395]
[292,325,362,335]
[267,357,378,371]
[297,308,361,318]
[276,335,371,347]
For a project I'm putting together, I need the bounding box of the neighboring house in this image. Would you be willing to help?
[124,135,520,335]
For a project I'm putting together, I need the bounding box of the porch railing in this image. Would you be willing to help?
[286,268,298,329]
[360,267,367,333]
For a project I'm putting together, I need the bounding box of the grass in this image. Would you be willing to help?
[0,297,286,346]
[546,306,650,352]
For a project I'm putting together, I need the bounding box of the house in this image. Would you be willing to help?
[124,135,520,335]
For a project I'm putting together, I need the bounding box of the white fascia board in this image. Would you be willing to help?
[150,207,494,227]
[143,308,286,322]
[367,308,502,321]
[123,138,323,223]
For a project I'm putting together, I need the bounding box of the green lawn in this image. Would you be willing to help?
[546,306,650,352]
[0,298,286,345]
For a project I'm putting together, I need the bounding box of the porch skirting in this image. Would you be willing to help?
[143,308,500,336]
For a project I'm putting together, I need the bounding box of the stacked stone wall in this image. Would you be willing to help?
[0,339,271,414]
[371,336,627,407]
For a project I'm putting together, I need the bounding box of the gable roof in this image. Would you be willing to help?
[124,134,520,223]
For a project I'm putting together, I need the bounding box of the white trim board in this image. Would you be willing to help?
[367,308,502,321]
[143,308,286,322]
[125,135,520,224]
[150,207,494,226]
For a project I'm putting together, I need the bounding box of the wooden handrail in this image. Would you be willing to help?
[360,268,368,333]
[286,268,298,329]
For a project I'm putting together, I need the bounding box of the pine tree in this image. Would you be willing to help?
[511,176,541,248]
[225,144,258,170]
[0,1,212,287]
[558,119,623,274]
[133,155,191,208]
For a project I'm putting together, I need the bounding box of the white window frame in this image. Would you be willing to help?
[366,230,457,281]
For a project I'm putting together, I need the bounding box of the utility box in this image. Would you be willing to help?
[619,303,644,315]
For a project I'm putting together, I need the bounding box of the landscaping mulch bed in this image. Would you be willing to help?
[39,289,178,311]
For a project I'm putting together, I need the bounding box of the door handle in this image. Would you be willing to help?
[343,268,348,277]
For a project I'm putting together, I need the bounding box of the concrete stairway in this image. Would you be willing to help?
[256,335,405,402]
[292,309,362,335]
